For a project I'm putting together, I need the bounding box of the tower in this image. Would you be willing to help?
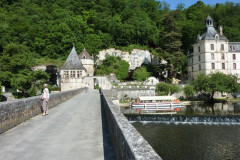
[60,46,87,91]
[79,48,94,76]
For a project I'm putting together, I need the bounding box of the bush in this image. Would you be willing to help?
[132,67,149,81]
[155,82,180,96]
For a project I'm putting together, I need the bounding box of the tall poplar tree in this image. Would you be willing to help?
[159,11,185,80]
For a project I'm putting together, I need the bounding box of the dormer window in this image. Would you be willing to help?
[232,45,235,51]
[215,34,219,39]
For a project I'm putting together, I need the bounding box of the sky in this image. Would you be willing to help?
[158,0,240,10]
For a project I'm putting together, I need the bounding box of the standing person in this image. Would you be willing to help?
[85,83,89,93]
[42,84,49,116]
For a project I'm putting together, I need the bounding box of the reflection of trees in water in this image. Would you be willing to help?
[184,102,240,115]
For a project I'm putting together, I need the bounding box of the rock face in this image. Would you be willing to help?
[98,48,158,70]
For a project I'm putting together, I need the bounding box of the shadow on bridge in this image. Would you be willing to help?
[100,92,116,160]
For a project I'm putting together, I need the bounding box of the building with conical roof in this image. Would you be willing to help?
[79,48,94,76]
[188,15,240,80]
[60,46,94,91]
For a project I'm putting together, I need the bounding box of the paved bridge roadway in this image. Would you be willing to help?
[0,90,115,160]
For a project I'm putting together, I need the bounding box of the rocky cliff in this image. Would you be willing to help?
[97,48,159,70]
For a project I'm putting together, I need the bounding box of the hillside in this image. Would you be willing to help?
[0,0,240,96]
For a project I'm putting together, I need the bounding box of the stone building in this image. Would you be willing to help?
[60,46,94,91]
[79,48,94,76]
[188,15,240,79]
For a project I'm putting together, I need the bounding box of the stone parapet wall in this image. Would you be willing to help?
[103,89,156,100]
[101,89,162,160]
[0,88,84,134]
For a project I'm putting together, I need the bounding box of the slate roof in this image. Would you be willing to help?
[79,48,93,59]
[196,16,228,42]
[228,42,240,52]
[61,46,85,70]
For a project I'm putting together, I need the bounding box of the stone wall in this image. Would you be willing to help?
[100,89,162,160]
[0,88,84,134]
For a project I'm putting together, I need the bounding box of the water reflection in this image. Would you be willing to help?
[183,102,240,116]
[121,102,240,116]
[132,122,240,160]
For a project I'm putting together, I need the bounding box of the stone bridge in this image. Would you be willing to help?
[0,89,161,160]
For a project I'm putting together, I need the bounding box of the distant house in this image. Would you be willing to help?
[188,15,240,80]
[60,46,94,91]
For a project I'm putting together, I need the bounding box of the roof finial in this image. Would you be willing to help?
[73,43,75,48]
[84,47,86,50]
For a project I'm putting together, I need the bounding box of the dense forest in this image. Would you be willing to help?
[0,0,240,96]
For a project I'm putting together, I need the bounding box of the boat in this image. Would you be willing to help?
[130,96,183,113]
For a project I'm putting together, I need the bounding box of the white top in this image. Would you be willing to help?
[138,96,176,101]
[43,88,49,99]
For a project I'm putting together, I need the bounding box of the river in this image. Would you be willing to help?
[124,102,240,160]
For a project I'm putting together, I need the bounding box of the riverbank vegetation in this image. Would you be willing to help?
[0,0,240,97]
[184,72,240,102]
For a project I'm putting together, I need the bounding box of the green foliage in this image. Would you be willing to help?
[132,67,150,81]
[191,72,240,100]
[155,82,180,95]
[1,0,240,95]
[0,82,2,97]
[183,84,195,99]
[95,55,129,80]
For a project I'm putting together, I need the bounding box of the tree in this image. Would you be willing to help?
[183,84,195,100]
[158,11,186,80]
[132,67,149,81]
[95,55,129,81]
[155,82,180,96]
[115,60,129,80]
[191,72,240,101]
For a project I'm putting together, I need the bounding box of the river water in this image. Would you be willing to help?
[123,102,240,160]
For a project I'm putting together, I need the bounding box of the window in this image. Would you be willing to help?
[221,44,224,50]
[73,71,75,78]
[70,71,74,78]
[64,71,68,78]
[233,63,236,69]
[212,63,215,69]
[64,71,69,78]
[192,66,194,72]
[233,54,236,60]
[211,53,215,60]
[198,46,200,52]
[199,64,201,70]
[199,55,201,61]
[221,53,225,60]
[222,63,225,69]
[77,71,80,78]
[211,44,214,50]
[232,45,235,51]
